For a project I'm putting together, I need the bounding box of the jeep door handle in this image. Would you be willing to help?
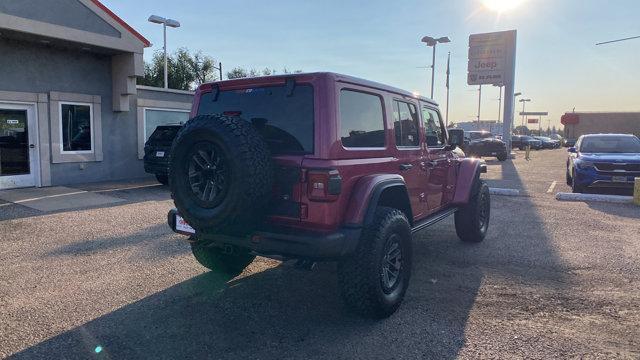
[399,163,413,171]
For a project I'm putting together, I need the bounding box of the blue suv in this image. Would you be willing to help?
[566,134,640,193]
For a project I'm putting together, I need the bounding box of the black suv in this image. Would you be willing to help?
[512,135,543,150]
[462,131,508,161]
[143,125,182,185]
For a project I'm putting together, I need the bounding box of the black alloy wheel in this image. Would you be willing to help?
[380,234,403,294]
[187,142,229,208]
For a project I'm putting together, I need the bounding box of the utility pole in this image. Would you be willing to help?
[213,61,223,81]
[477,85,482,130]
[497,85,502,123]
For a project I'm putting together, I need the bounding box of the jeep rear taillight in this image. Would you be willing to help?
[307,169,342,201]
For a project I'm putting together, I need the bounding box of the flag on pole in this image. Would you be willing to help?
[445,52,451,89]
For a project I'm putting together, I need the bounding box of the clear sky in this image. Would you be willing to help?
[103,0,640,128]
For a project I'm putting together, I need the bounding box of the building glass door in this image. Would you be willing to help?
[0,103,37,189]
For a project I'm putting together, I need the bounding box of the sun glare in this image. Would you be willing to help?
[480,0,526,13]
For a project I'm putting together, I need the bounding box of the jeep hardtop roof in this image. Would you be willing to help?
[197,72,439,107]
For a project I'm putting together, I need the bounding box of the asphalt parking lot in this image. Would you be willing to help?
[1,149,639,359]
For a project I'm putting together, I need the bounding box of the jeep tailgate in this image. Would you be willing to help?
[269,155,304,222]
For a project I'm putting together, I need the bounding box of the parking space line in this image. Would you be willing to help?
[546,181,557,194]
[93,184,163,193]
[3,190,89,205]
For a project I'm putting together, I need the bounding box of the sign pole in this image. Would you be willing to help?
[477,85,482,130]
[502,31,516,154]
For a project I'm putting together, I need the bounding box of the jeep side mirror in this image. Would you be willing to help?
[567,147,576,153]
[448,129,464,149]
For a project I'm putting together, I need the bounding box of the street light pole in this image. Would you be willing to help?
[430,44,436,99]
[148,15,181,89]
[163,22,167,89]
[421,35,450,99]
[513,92,521,134]
[519,98,531,129]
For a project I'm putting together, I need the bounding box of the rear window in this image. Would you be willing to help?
[149,126,181,142]
[580,136,640,153]
[339,90,385,148]
[198,84,314,154]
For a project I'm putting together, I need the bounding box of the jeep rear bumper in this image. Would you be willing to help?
[167,209,361,259]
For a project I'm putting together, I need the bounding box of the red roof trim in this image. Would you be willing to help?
[90,0,151,47]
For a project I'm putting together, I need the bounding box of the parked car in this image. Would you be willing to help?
[143,124,183,185]
[566,134,640,193]
[463,131,508,161]
[511,135,543,150]
[166,72,490,318]
[549,133,565,146]
[534,136,561,149]
[564,138,577,147]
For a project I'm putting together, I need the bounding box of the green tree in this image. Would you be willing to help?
[138,48,217,90]
[226,66,303,79]
[226,67,248,79]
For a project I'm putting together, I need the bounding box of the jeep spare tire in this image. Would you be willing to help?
[169,114,273,234]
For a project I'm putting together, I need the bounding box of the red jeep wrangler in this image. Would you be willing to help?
[167,72,489,318]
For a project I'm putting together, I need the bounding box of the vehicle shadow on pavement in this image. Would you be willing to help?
[8,160,568,359]
[46,223,189,261]
[9,232,482,360]
[587,202,640,219]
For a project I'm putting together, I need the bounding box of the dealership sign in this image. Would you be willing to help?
[468,31,516,86]
[528,118,539,124]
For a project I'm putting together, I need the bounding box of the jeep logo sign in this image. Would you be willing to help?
[467,31,515,86]
[468,58,505,72]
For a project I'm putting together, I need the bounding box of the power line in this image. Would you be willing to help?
[596,35,640,46]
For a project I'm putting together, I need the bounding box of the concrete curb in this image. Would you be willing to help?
[489,188,523,196]
[555,192,634,204]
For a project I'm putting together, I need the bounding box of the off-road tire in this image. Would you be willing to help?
[338,207,412,318]
[455,180,490,243]
[155,174,169,185]
[169,114,273,234]
[496,152,508,161]
[191,242,255,277]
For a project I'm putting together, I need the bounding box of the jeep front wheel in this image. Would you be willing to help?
[454,181,490,243]
[338,207,412,318]
[191,242,256,277]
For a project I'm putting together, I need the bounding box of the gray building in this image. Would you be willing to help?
[0,0,193,190]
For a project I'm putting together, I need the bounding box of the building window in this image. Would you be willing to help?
[60,102,93,153]
[339,90,385,148]
[143,108,190,142]
[393,100,420,147]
